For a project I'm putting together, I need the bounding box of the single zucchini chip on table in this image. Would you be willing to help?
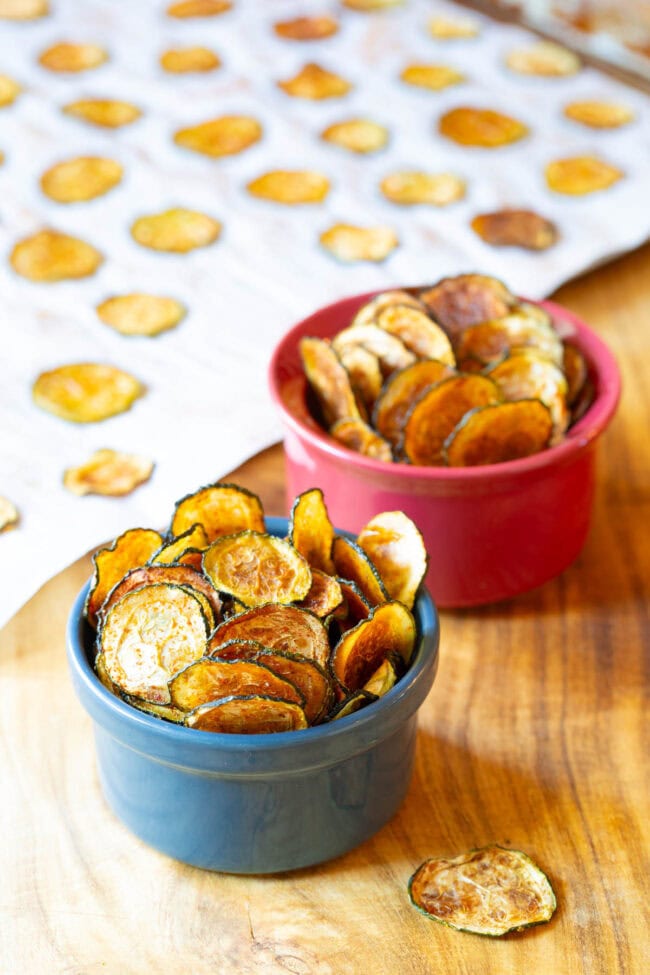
[167,0,231,17]
[274,15,339,41]
[202,531,312,607]
[131,208,221,253]
[247,170,330,205]
[357,511,428,610]
[169,658,303,711]
[40,156,122,203]
[545,156,622,196]
[63,448,153,497]
[99,562,221,627]
[443,400,553,466]
[376,306,455,364]
[321,118,389,154]
[85,528,164,626]
[300,336,363,427]
[97,293,186,337]
[278,62,352,100]
[150,523,209,564]
[11,231,103,282]
[400,63,464,91]
[289,487,335,574]
[563,100,634,129]
[32,363,143,423]
[185,695,308,733]
[63,99,141,128]
[470,209,558,251]
[439,107,528,148]
[428,15,479,39]
[330,418,393,462]
[331,536,388,607]
[208,603,331,669]
[319,224,398,263]
[380,171,465,207]
[174,115,262,158]
[160,46,221,73]
[331,601,416,690]
[171,482,265,541]
[409,845,556,936]
[505,40,579,76]
[419,274,516,343]
[373,359,455,448]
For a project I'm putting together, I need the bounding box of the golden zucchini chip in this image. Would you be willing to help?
[545,156,622,195]
[0,75,21,108]
[444,400,553,466]
[247,170,330,205]
[297,569,344,619]
[471,209,558,251]
[150,523,208,564]
[63,448,153,497]
[428,16,479,39]
[97,293,186,337]
[40,156,122,204]
[101,584,209,704]
[456,311,563,367]
[331,536,388,608]
[337,579,371,625]
[488,351,569,440]
[209,604,330,669]
[0,0,48,18]
[373,359,455,447]
[38,42,108,72]
[203,531,312,607]
[321,118,389,154]
[329,690,377,720]
[338,345,383,414]
[33,363,143,423]
[289,487,335,574]
[85,528,164,626]
[400,63,464,91]
[333,324,416,377]
[131,208,221,253]
[342,0,403,10]
[95,650,119,696]
[278,63,351,100]
[409,846,556,936]
[252,650,333,724]
[562,341,588,406]
[403,374,502,466]
[300,336,362,427]
[167,0,230,17]
[160,46,221,73]
[357,511,428,609]
[352,290,425,327]
[170,658,303,711]
[330,418,393,463]
[564,100,634,129]
[174,115,262,158]
[11,230,102,282]
[320,224,398,263]
[380,171,465,207]
[125,698,186,723]
[171,482,265,542]
[506,41,580,77]
[274,15,338,40]
[63,99,141,128]
[331,601,416,689]
[419,274,515,342]
[377,306,455,364]
[100,563,221,625]
[363,657,397,697]
[0,496,19,532]
[439,107,528,148]
[175,547,205,571]
[186,695,307,734]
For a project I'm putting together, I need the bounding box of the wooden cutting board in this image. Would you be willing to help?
[2,245,649,975]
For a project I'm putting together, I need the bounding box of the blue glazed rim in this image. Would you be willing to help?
[67,517,440,777]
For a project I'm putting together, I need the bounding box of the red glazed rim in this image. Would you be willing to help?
[268,289,621,483]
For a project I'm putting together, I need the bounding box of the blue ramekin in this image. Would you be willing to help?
[66,516,440,874]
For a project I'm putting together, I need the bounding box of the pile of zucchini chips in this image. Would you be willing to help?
[87,483,428,733]
[300,273,592,466]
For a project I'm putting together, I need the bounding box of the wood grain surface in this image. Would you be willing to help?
[2,246,650,975]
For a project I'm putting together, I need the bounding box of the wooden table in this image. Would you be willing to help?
[2,245,649,975]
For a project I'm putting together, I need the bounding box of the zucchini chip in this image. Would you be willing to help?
[0,0,48,19]
[41,157,121,203]
[330,418,393,463]
[337,579,371,624]
[319,224,398,264]
[564,100,634,129]
[278,62,352,100]
[289,487,335,574]
[333,324,416,377]
[0,74,20,107]
[357,511,428,610]
[11,231,103,282]
[470,209,558,252]
[298,569,343,618]
[203,531,312,607]
[247,170,330,205]
[101,584,209,704]
[208,603,330,669]
[488,351,569,441]
[63,99,141,128]
[300,336,362,427]
[0,496,19,532]
[253,650,333,724]
[400,63,464,91]
[331,536,388,608]
[342,0,403,8]
[545,156,622,196]
[419,274,515,342]
[439,107,528,147]
[337,345,383,414]
[373,359,455,447]
[85,528,164,626]
[160,47,221,73]
[167,0,230,16]
[376,306,455,364]
[32,363,143,423]
[444,400,553,466]
[131,208,221,253]
[328,689,377,720]
[321,118,389,155]
[428,15,479,39]
[185,695,308,733]
[562,342,588,407]
[170,658,303,711]
[274,15,339,40]
[352,291,425,328]
[175,548,205,571]
[455,312,563,367]
[380,171,465,207]
[39,42,108,72]
[97,293,186,337]
[174,115,262,158]
[125,698,186,723]
[99,562,221,627]
[171,482,265,542]
[506,40,580,76]
[63,449,154,497]
[403,374,502,466]
[363,657,397,697]
[331,601,416,689]
[150,524,208,564]
[409,846,557,936]
[95,651,119,696]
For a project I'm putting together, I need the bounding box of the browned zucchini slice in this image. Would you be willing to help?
[337,579,372,624]
[297,569,344,618]
[337,344,383,413]
[352,290,426,327]
[328,689,377,720]
[562,341,588,406]
[208,603,330,669]
[202,531,312,607]
[124,698,186,723]
[331,536,388,607]
[169,658,303,711]
[300,336,362,426]
[331,600,416,689]
[403,374,502,466]
[363,656,397,697]
[376,306,455,364]
[101,584,209,704]
[455,310,562,367]
[185,695,308,733]
[100,563,221,626]
[330,418,393,462]
[444,400,553,466]
[171,482,264,542]
[373,359,455,447]
[419,274,515,343]
[95,650,119,696]
[150,523,208,564]
[357,511,428,609]
[289,487,335,574]
[332,323,416,377]
[85,527,164,627]
[252,650,333,724]
[174,547,205,571]
[488,350,569,441]
[409,846,557,936]
[470,209,558,251]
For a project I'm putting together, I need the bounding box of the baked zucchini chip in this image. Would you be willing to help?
[419,274,515,342]
[562,342,588,406]
[174,115,262,158]
[0,0,48,19]
[289,487,335,574]
[321,118,389,154]
[97,293,186,337]
[400,63,464,91]
[99,562,221,627]
[363,656,397,697]
[337,579,371,625]
[185,695,308,733]
[298,569,344,618]
[357,511,428,609]
[428,15,478,39]
[333,324,416,377]
[278,62,351,100]
[439,107,528,147]
[167,0,230,17]
[160,47,221,73]
[319,224,398,263]
[331,536,388,607]
[455,310,563,367]
[274,15,339,41]
[12,230,103,282]
[488,351,569,441]
[170,658,303,711]
[563,100,633,129]
[0,496,19,532]
[203,531,312,607]
[506,40,579,76]
[125,698,186,723]
[150,523,208,564]
[171,482,264,541]
[247,170,330,205]
[409,846,556,936]
[380,171,465,207]
[101,584,209,704]
[328,689,377,720]
[376,306,455,364]
[40,156,122,203]
[63,449,153,497]
[331,601,416,690]
[403,374,502,466]
[545,156,622,196]
[33,363,143,423]
[131,208,221,253]
[208,604,330,669]
[352,291,425,327]
[300,336,362,427]
[373,359,454,448]
[444,400,553,466]
[0,74,21,107]
[94,650,119,696]
[254,650,333,724]
[330,418,393,463]
[337,345,383,414]
[85,527,163,626]
[63,99,141,128]
[470,209,558,251]
[175,548,205,571]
